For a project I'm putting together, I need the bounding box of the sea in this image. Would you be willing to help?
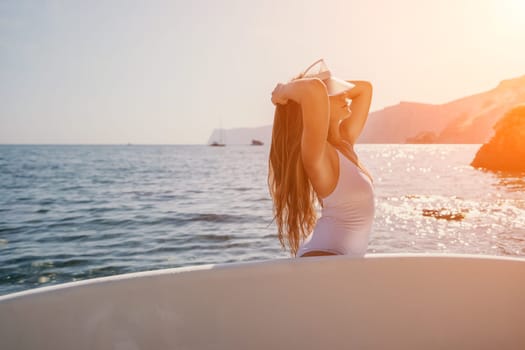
[1,144,524,296]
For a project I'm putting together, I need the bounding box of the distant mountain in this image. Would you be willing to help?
[208,74,525,144]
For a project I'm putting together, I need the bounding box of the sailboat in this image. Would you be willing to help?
[209,124,225,147]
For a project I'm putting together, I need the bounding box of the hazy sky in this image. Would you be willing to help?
[1,0,524,144]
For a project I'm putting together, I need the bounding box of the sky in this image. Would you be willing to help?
[1,0,524,144]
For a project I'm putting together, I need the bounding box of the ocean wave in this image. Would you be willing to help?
[35,234,91,243]
[232,187,252,192]
[142,244,206,255]
[187,213,247,223]
[197,233,234,241]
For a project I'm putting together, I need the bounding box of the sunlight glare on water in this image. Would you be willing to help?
[362,144,525,256]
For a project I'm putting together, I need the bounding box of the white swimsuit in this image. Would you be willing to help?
[297,149,375,257]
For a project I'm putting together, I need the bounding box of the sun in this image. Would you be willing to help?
[500,0,524,26]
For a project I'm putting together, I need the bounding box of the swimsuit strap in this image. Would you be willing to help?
[335,146,374,184]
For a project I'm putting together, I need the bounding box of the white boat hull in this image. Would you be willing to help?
[1,254,525,349]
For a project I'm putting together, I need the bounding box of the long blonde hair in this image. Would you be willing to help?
[268,101,319,256]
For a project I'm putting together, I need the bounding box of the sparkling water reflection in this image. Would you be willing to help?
[366,144,525,257]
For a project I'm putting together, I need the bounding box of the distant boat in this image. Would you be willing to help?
[251,139,264,146]
[210,123,226,147]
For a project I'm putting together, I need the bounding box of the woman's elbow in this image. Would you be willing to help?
[359,81,373,95]
[305,78,328,97]
[347,80,373,98]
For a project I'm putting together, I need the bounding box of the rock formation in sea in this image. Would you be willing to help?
[405,131,438,144]
[422,208,467,221]
[471,104,525,172]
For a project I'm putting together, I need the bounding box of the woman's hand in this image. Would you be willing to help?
[271,78,326,106]
[271,83,289,106]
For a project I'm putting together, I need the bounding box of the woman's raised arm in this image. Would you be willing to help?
[272,78,330,170]
[340,81,373,144]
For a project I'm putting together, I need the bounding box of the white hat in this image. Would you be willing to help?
[300,59,355,96]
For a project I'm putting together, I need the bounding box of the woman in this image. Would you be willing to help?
[268,59,374,257]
